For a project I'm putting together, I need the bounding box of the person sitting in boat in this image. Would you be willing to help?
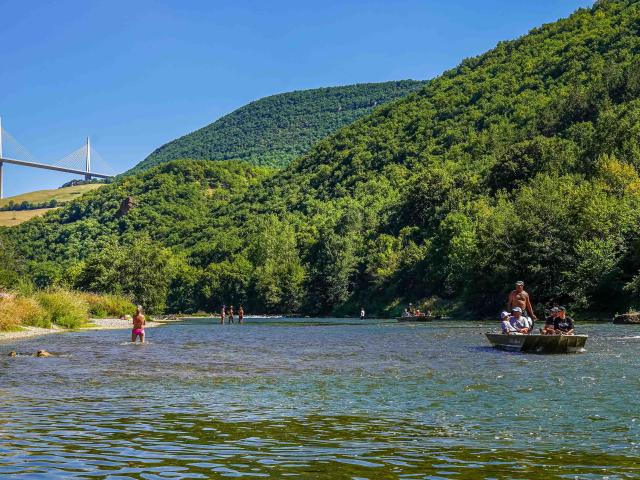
[500,311,518,334]
[401,308,411,318]
[553,307,574,335]
[508,281,537,322]
[509,307,531,334]
[542,307,558,335]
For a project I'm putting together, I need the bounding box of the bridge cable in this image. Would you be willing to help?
[0,129,40,164]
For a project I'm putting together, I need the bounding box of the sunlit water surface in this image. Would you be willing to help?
[1,318,639,479]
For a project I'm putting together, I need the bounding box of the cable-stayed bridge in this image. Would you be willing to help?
[0,117,115,198]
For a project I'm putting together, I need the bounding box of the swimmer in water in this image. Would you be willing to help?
[132,305,146,343]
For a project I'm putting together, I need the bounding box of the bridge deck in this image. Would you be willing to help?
[0,156,112,179]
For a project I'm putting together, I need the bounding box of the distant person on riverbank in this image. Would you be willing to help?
[238,305,244,324]
[553,307,574,335]
[220,305,225,324]
[132,305,146,343]
[228,305,234,324]
[360,307,365,320]
[508,281,537,322]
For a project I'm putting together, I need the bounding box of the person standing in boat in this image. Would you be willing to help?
[553,307,574,335]
[238,305,244,324]
[508,281,537,323]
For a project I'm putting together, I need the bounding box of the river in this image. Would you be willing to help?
[0,318,639,479]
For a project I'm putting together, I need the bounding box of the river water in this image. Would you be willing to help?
[0,318,639,479]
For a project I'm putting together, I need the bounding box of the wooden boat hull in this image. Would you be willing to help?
[485,333,587,354]
[397,316,433,322]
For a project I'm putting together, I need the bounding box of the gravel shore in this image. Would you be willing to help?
[0,317,160,342]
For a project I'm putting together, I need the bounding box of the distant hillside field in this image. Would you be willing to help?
[129,80,426,173]
[0,184,103,209]
[0,208,57,227]
[0,184,103,226]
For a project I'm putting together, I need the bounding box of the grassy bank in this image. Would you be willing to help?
[0,289,135,332]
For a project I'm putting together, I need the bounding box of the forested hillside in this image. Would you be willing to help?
[4,0,640,317]
[130,80,426,172]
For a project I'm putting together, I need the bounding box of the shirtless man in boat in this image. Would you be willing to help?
[507,281,537,323]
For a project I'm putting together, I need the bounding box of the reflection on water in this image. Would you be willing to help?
[1,319,639,479]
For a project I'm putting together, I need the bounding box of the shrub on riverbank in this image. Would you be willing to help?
[81,293,135,318]
[35,290,89,329]
[13,296,51,328]
[0,289,132,331]
[0,297,22,330]
[0,295,51,330]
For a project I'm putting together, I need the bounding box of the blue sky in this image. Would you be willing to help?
[0,0,593,197]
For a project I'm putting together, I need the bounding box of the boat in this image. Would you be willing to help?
[397,315,433,322]
[485,333,587,354]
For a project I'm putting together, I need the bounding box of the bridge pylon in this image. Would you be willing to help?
[0,117,113,199]
[0,116,4,199]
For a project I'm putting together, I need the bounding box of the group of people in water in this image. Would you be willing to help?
[127,303,245,343]
[219,304,244,324]
[501,281,575,335]
[128,280,575,342]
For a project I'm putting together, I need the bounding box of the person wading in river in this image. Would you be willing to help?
[507,281,537,323]
[131,305,146,343]
[238,305,244,324]
[228,305,235,324]
[220,305,225,325]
